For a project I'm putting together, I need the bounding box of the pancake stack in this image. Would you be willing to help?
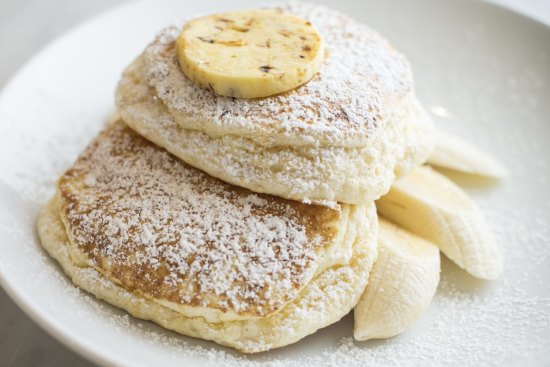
[38,2,502,353]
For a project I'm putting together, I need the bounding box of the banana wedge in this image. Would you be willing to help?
[354,218,440,341]
[376,166,503,279]
[428,130,508,178]
[176,9,324,98]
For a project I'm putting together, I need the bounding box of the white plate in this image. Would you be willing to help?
[0,0,549,366]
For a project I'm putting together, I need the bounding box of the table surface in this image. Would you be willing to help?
[0,0,548,366]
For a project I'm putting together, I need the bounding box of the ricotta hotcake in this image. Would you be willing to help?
[37,121,378,351]
[116,2,434,205]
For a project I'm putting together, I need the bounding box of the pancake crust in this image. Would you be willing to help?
[38,196,378,353]
[57,122,355,323]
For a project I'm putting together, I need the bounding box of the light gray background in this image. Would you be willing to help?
[0,0,548,366]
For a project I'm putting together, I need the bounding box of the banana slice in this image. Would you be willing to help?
[176,9,324,98]
[376,166,503,279]
[354,218,440,341]
[428,130,508,178]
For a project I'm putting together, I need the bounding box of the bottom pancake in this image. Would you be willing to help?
[38,196,377,353]
[37,122,378,352]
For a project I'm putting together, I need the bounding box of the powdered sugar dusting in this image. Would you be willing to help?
[143,2,413,146]
[58,122,340,320]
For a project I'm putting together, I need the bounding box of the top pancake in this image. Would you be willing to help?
[57,121,353,323]
[143,2,413,147]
